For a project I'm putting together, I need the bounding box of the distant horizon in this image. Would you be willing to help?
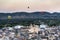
[0,10,60,13]
[0,11,60,13]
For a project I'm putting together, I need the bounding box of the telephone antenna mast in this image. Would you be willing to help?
[28,6,30,9]
[27,0,30,9]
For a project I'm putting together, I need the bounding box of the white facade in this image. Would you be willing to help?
[14,25,24,29]
[40,24,47,29]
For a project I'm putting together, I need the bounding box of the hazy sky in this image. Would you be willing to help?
[0,0,60,12]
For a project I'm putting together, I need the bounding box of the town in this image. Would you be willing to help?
[0,23,60,40]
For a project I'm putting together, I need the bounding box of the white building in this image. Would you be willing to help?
[40,24,48,29]
[14,25,24,29]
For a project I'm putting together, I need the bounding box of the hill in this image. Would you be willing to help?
[0,12,60,27]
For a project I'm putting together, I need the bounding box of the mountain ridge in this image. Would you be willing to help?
[0,12,60,20]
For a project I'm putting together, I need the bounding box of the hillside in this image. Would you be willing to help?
[0,12,60,27]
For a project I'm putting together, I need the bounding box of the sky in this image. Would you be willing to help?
[0,0,60,13]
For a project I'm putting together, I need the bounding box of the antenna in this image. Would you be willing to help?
[28,6,30,9]
[27,0,30,9]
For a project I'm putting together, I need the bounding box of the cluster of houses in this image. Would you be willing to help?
[0,24,60,40]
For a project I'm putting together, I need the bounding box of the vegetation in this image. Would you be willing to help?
[0,19,60,28]
[0,12,60,28]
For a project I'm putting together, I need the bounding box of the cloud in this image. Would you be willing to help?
[0,0,60,12]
